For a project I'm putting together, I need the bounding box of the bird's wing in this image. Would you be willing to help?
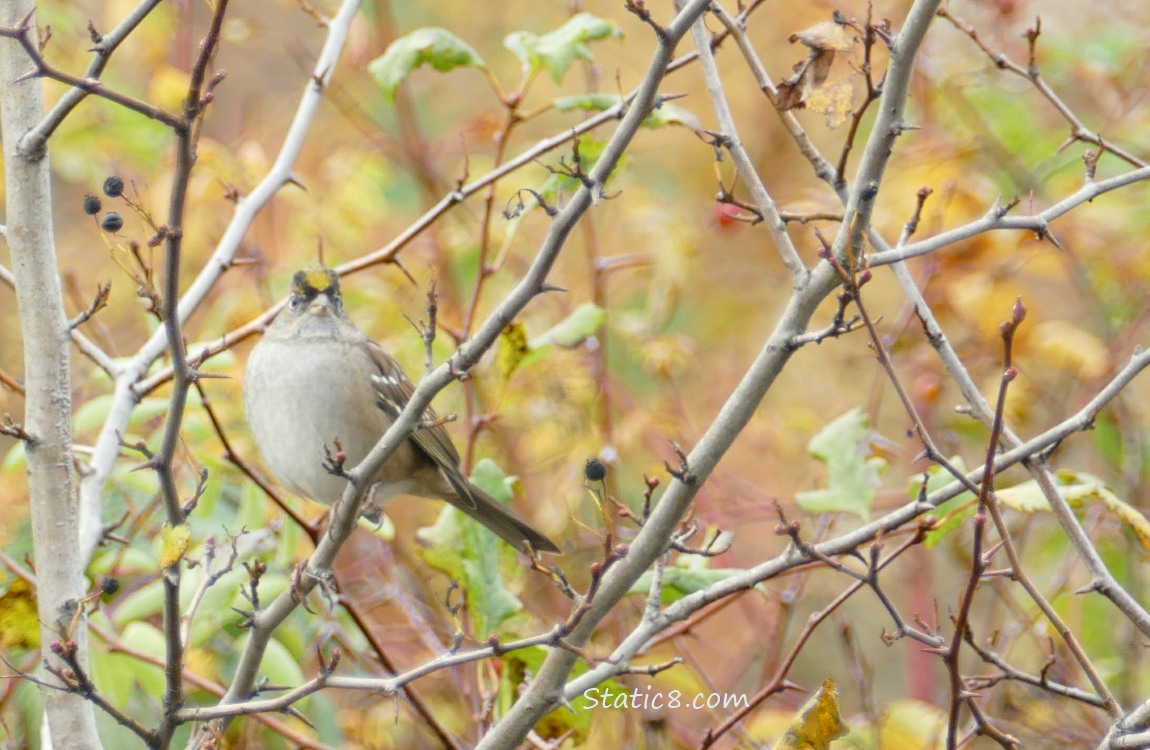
[364,342,478,510]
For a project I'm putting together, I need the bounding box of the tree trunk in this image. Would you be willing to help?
[0,2,103,746]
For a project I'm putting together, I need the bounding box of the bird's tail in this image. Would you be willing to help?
[444,482,560,554]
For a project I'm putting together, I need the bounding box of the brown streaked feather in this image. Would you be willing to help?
[363,343,558,553]
[365,341,479,510]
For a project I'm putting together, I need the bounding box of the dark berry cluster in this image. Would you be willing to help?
[82,175,127,233]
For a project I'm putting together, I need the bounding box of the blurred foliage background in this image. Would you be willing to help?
[3,0,1150,747]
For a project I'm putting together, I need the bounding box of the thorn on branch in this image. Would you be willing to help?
[12,66,43,85]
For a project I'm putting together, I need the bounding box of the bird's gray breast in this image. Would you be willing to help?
[244,334,388,504]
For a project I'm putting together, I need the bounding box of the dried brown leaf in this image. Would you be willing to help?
[806,80,855,129]
[789,20,856,52]
[776,21,855,114]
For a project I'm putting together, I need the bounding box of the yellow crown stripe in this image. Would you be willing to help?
[292,268,340,297]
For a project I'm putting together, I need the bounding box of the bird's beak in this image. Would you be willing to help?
[308,294,334,316]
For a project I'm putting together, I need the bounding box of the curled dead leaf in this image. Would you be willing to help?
[771,677,849,750]
[777,20,856,119]
[789,21,856,52]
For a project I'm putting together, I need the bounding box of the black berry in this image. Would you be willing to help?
[584,458,608,482]
[82,194,102,215]
[101,212,124,232]
[102,175,124,198]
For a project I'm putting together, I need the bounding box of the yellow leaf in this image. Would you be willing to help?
[996,469,1150,553]
[639,335,693,379]
[879,699,946,749]
[771,678,849,750]
[498,322,530,380]
[147,65,191,113]
[0,578,40,650]
[806,80,855,129]
[1031,320,1108,379]
[1087,476,1150,554]
[161,523,191,568]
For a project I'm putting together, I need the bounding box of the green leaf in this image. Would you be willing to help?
[909,459,977,549]
[98,621,166,699]
[554,94,701,130]
[418,459,525,638]
[530,303,607,349]
[74,395,171,437]
[184,344,236,373]
[233,633,307,697]
[1091,412,1124,470]
[89,546,156,578]
[629,556,752,604]
[2,441,26,472]
[506,646,602,741]
[185,568,254,647]
[471,459,516,505]
[369,28,486,102]
[795,408,885,518]
[112,579,165,626]
[504,13,621,84]
[553,93,620,113]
